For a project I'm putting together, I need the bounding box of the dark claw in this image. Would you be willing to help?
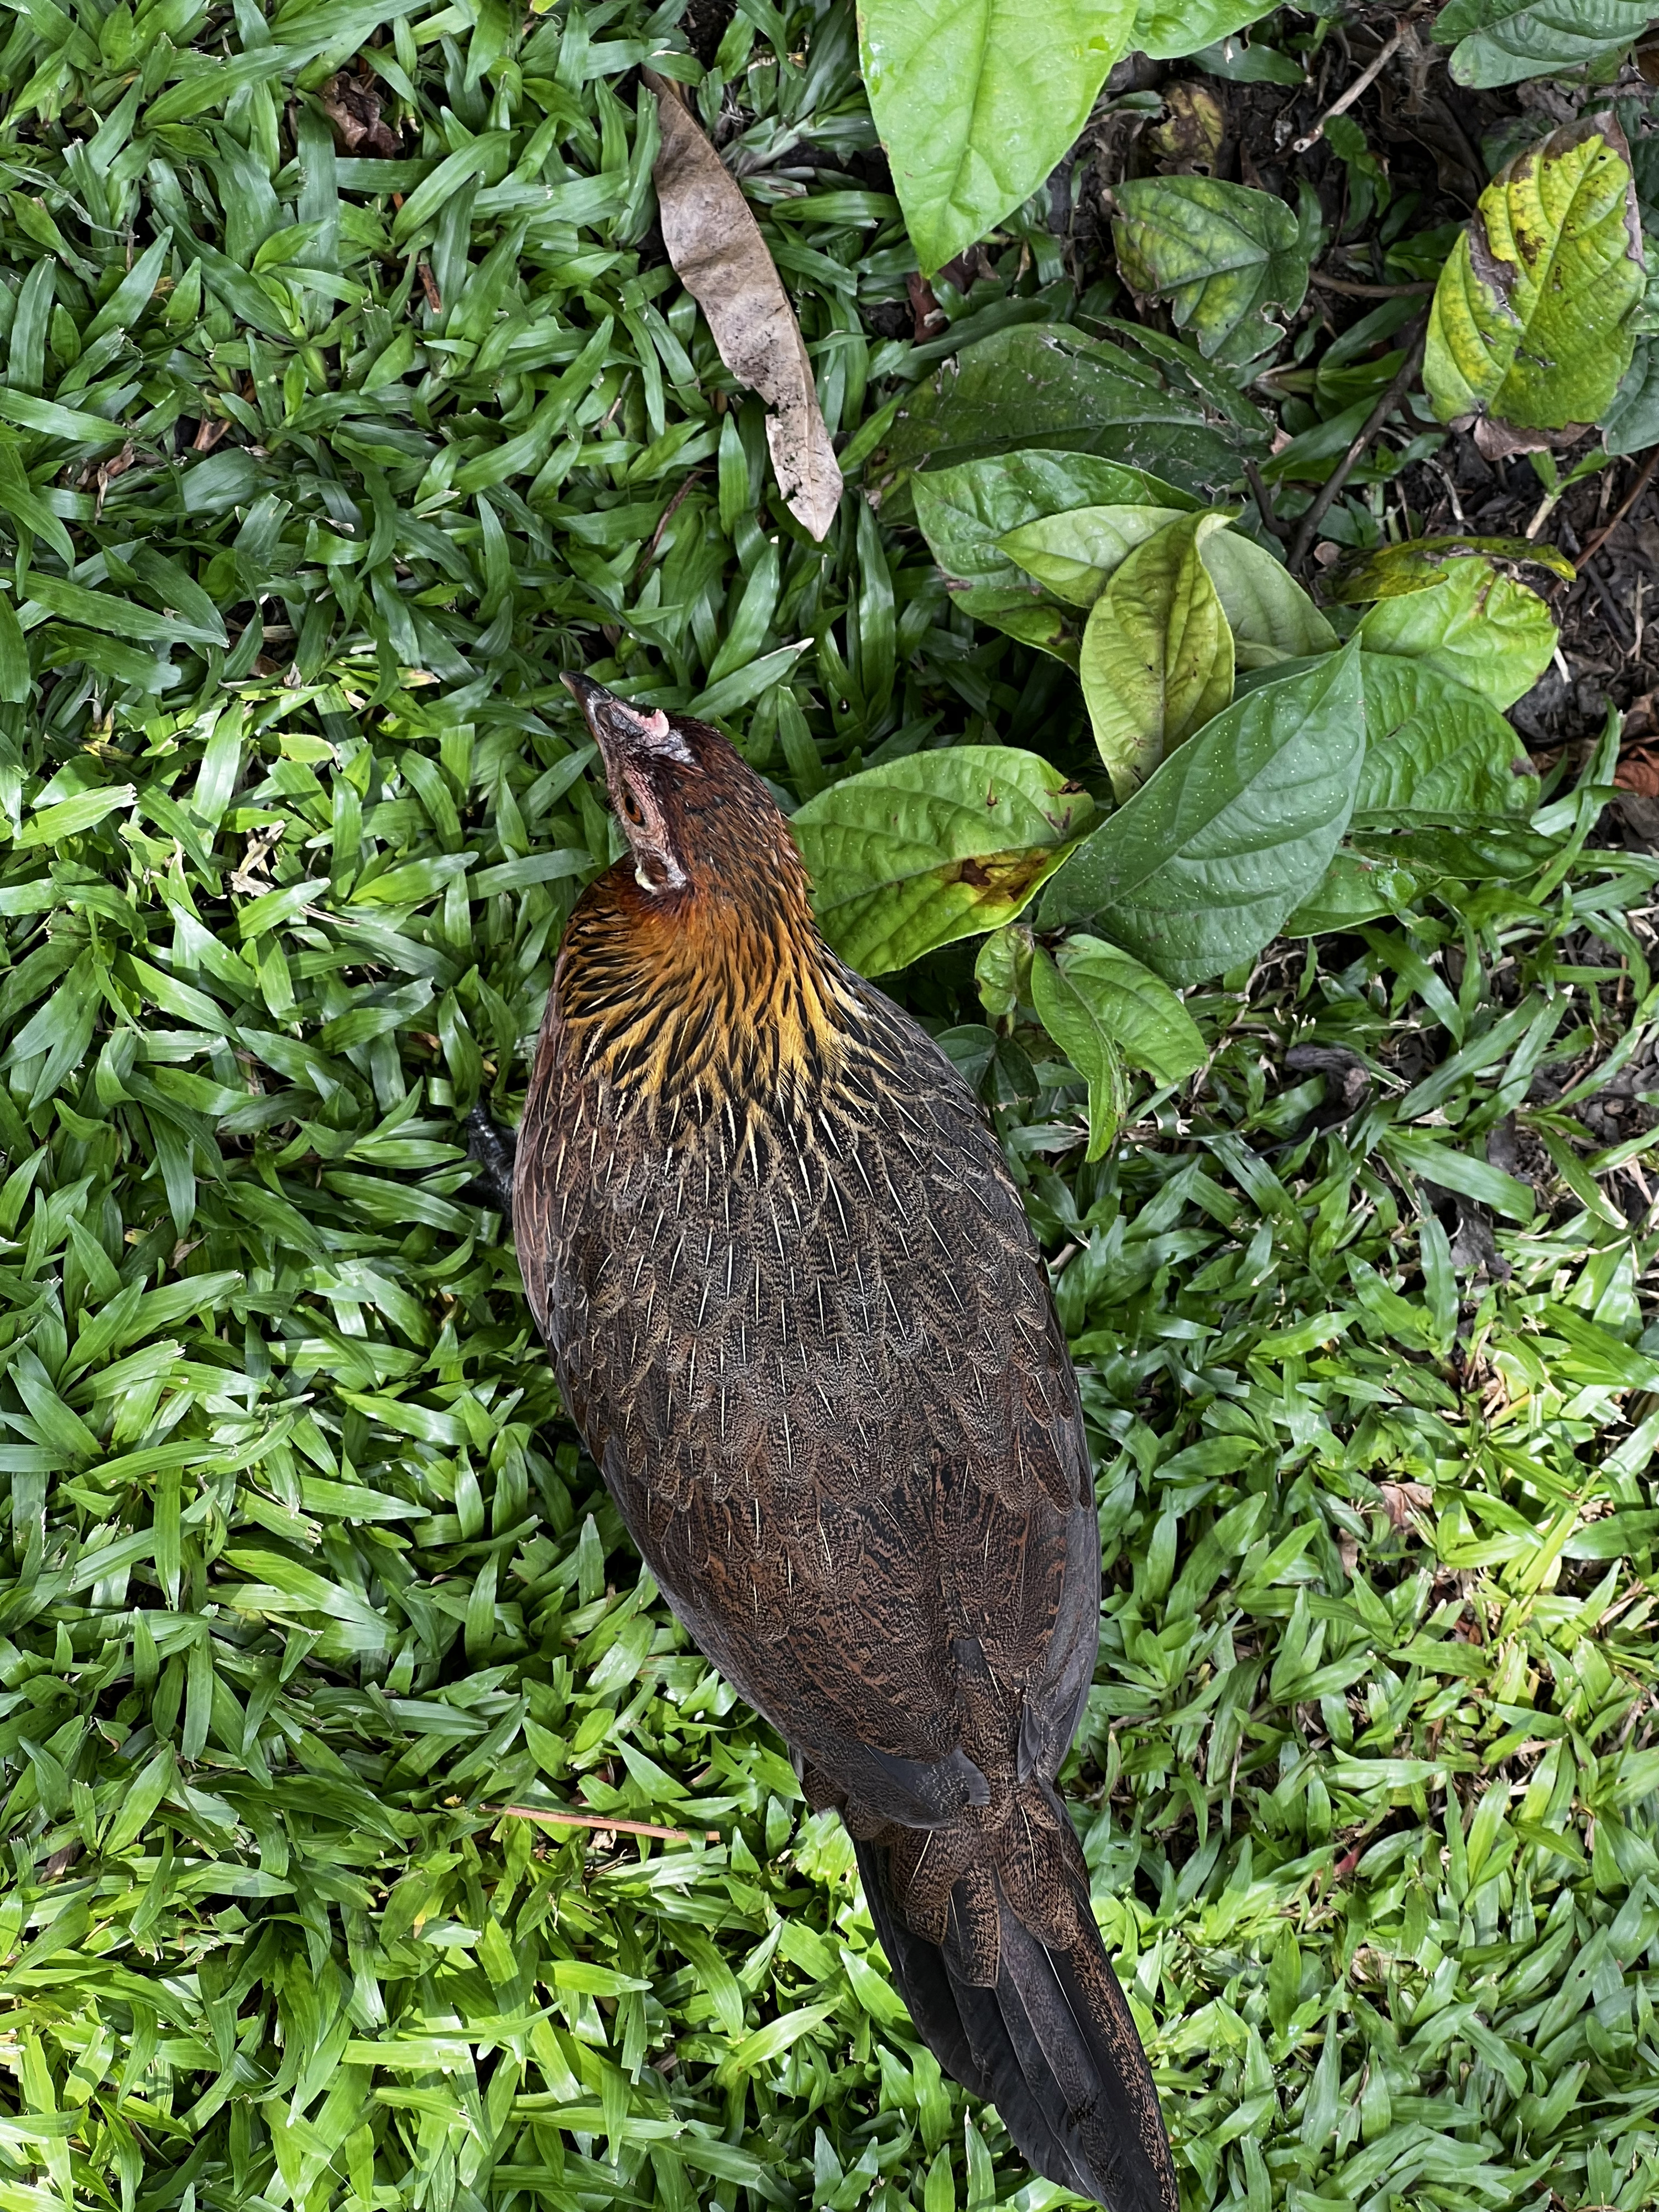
[466,1105,517,1217]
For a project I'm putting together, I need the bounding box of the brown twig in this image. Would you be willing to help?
[490,1804,717,1843]
[1244,458,1290,544]
[638,469,703,572]
[1288,315,1429,573]
[1291,19,1410,152]
[1310,273,1436,298]
[1574,446,1659,573]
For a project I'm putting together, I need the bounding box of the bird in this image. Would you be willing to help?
[474,670,1178,2212]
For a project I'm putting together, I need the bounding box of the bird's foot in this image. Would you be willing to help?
[465,1105,517,1216]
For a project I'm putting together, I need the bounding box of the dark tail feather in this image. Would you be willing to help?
[854,1842,1094,2200]
[854,1839,1176,2212]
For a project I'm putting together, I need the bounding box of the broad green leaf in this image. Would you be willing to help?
[1131,0,1277,59]
[1354,655,1534,824]
[956,590,1083,665]
[1327,533,1574,601]
[859,0,1136,275]
[973,925,1034,1023]
[873,325,1251,514]
[998,505,1192,604]
[1040,643,1365,984]
[1604,336,1659,457]
[1284,850,1423,933]
[1029,945,1126,1161]
[1050,935,1207,1086]
[1425,117,1644,433]
[1111,176,1310,364]
[912,453,1202,591]
[1197,531,1339,664]
[1079,512,1235,800]
[792,745,1093,975]
[1433,0,1655,86]
[1358,557,1555,711]
[912,452,1201,656]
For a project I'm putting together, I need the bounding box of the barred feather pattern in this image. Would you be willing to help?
[513,786,1177,2212]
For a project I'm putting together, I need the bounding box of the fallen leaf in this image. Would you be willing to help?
[1379,1480,1434,1531]
[1150,82,1226,174]
[1615,743,1659,796]
[646,72,841,541]
[318,66,402,159]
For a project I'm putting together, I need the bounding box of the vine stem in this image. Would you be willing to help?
[1288,315,1429,574]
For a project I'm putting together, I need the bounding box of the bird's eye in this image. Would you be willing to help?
[618,786,645,828]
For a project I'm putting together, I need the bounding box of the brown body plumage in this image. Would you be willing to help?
[503,674,1177,2212]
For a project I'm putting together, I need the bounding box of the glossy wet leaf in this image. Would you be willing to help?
[872,323,1252,514]
[1433,0,1657,87]
[1112,176,1311,363]
[1079,511,1237,800]
[859,0,1136,275]
[792,745,1093,974]
[1041,643,1365,983]
[1425,117,1644,434]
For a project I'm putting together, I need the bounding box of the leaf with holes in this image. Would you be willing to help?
[1111,176,1311,364]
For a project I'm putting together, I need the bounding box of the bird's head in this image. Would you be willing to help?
[562,672,799,910]
[557,672,855,1112]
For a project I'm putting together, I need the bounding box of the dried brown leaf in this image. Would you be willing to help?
[1379,1480,1434,1532]
[646,73,841,541]
[318,69,401,159]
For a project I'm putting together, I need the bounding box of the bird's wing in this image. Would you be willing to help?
[528,986,1099,1823]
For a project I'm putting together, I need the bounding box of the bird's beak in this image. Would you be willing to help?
[562,671,686,764]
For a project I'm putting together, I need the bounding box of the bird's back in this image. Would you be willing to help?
[515,918,1099,1829]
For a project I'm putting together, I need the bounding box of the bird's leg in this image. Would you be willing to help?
[466,1105,517,1215]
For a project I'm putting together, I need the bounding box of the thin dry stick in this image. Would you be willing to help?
[1288,316,1428,573]
[1291,19,1408,153]
[1574,446,1659,573]
[1310,273,1435,298]
[490,1805,717,1843]
[638,468,703,572]
[1244,457,1289,544]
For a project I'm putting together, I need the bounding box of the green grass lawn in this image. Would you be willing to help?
[2,4,1659,2209]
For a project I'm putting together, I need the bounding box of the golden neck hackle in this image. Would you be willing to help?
[555,844,859,1129]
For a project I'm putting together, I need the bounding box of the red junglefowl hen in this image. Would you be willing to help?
[471,671,1178,2212]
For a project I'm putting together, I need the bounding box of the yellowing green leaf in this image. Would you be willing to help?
[998,505,1191,606]
[1357,557,1556,711]
[1079,512,1235,800]
[1111,176,1311,363]
[1425,116,1644,435]
[792,745,1093,976]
